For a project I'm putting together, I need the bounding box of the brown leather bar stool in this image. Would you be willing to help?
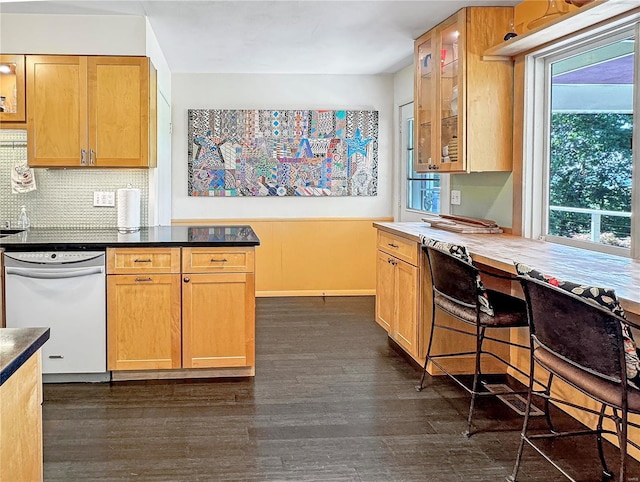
[509,276,640,482]
[416,241,531,437]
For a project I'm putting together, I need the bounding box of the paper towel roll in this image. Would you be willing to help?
[117,187,141,232]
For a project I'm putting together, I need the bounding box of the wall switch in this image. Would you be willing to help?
[93,191,115,207]
[450,190,461,205]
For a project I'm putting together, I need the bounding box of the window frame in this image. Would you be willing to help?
[398,101,449,221]
[522,20,639,259]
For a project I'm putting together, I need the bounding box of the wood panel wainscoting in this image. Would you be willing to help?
[173,218,389,297]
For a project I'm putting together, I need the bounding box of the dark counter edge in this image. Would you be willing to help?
[0,240,261,251]
[0,328,50,386]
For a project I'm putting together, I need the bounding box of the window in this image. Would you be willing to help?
[399,102,447,221]
[524,21,638,258]
[406,117,441,214]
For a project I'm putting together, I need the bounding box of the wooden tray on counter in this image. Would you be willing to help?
[421,215,503,234]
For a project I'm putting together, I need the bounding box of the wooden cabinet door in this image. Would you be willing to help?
[182,273,255,369]
[107,274,181,370]
[394,259,419,358]
[414,30,436,173]
[375,251,395,332]
[436,11,466,173]
[88,56,151,167]
[0,54,26,123]
[26,55,88,167]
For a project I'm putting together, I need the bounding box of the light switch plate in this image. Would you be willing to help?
[93,191,115,207]
[450,190,461,206]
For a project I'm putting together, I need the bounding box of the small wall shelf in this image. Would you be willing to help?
[483,0,639,61]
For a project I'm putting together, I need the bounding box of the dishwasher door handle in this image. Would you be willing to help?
[6,266,105,279]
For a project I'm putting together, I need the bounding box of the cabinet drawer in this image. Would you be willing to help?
[182,247,255,273]
[377,231,419,266]
[107,248,181,274]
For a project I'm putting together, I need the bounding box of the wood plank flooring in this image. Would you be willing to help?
[42,297,639,481]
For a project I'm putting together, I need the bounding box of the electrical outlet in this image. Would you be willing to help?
[93,191,115,207]
[450,190,461,206]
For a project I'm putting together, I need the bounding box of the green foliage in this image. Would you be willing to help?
[549,113,632,241]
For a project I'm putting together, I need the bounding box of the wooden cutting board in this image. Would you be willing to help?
[424,219,503,234]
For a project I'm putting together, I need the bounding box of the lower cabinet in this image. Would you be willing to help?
[107,273,182,370]
[0,351,43,482]
[182,247,255,369]
[375,231,421,359]
[182,273,255,368]
[106,246,255,373]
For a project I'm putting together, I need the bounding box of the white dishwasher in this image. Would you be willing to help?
[4,251,108,382]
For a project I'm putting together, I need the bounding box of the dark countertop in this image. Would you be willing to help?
[0,225,260,251]
[0,328,50,386]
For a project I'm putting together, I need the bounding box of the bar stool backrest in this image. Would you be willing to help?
[425,246,479,308]
[520,276,626,384]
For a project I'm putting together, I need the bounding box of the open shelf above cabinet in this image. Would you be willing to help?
[484,0,640,60]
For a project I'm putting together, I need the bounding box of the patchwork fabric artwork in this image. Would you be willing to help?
[187,109,378,197]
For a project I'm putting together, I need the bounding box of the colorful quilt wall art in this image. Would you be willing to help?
[187,109,378,197]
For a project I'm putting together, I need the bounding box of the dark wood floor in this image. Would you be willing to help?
[43,296,639,481]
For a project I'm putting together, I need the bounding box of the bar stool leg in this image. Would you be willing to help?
[507,351,537,482]
[596,403,613,480]
[616,408,628,482]
[416,301,438,392]
[464,325,485,438]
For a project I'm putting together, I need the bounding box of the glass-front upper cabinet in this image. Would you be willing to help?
[414,8,513,174]
[438,15,464,172]
[414,32,435,172]
[0,55,26,123]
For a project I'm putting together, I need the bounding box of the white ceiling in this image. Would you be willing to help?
[0,0,519,74]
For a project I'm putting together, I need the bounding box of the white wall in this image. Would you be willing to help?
[0,14,146,55]
[171,73,395,220]
[145,18,172,226]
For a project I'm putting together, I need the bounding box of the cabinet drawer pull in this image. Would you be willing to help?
[81,149,87,165]
[135,277,153,282]
[90,149,96,165]
[48,355,64,359]
[183,277,190,283]
[134,259,152,263]
[210,258,228,263]
[388,243,399,248]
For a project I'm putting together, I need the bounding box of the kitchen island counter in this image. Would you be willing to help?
[0,327,50,385]
[0,327,50,481]
[0,225,260,251]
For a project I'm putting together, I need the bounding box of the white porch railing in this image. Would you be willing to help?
[549,205,631,243]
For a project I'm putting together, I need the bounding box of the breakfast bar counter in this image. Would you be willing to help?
[374,222,640,318]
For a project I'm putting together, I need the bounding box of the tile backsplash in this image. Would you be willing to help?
[0,129,149,228]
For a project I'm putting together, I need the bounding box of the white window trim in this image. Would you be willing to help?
[397,102,450,222]
[522,19,639,259]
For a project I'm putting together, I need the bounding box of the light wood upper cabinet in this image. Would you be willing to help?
[414,7,514,173]
[0,54,26,123]
[26,55,156,168]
